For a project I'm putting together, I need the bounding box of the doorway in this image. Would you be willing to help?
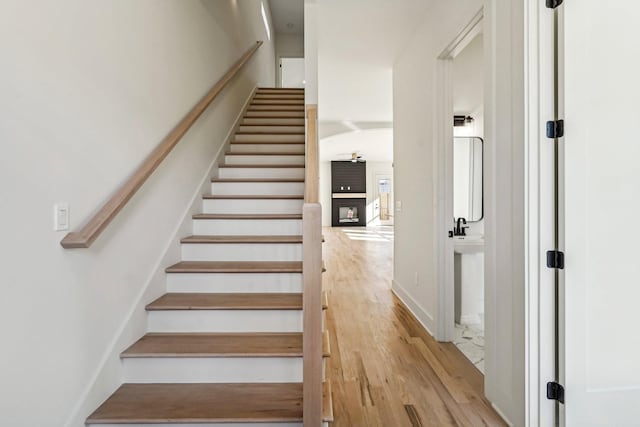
[434,10,485,372]
[373,174,393,226]
[279,57,305,88]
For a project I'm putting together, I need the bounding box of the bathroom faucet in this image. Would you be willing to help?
[455,217,468,236]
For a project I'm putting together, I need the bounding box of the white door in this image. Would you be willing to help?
[563,1,640,424]
[280,58,305,88]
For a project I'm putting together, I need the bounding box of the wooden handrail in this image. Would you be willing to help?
[304,105,319,203]
[302,203,323,427]
[61,41,263,248]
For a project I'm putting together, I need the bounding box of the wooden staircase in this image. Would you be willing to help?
[86,88,333,426]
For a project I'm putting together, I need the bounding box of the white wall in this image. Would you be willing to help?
[304,0,318,104]
[275,33,304,87]
[392,0,482,338]
[393,0,526,424]
[0,1,275,426]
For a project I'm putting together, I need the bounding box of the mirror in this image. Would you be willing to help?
[453,137,483,222]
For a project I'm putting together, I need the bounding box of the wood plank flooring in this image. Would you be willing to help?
[323,226,506,427]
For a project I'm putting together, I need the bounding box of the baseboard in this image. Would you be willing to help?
[491,402,514,427]
[63,87,257,427]
[391,279,436,337]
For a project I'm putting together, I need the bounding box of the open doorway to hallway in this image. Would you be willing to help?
[451,31,485,373]
[433,11,486,374]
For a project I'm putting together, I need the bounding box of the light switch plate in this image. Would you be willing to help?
[396,200,402,212]
[54,203,69,231]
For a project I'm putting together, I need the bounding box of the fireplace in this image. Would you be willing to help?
[332,197,366,227]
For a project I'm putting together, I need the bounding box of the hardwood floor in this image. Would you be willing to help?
[323,226,506,427]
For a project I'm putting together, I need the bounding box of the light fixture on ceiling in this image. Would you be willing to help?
[453,115,474,127]
[350,152,365,163]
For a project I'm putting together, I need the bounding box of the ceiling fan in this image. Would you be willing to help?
[337,152,366,163]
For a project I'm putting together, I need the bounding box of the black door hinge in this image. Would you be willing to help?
[546,0,564,9]
[546,120,564,138]
[546,250,565,269]
[547,381,565,403]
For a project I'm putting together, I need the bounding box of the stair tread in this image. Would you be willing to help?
[192,213,303,219]
[181,235,303,244]
[212,178,304,182]
[218,163,304,168]
[224,152,305,156]
[146,292,329,311]
[166,261,303,273]
[86,381,332,424]
[235,131,305,135]
[231,141,305,145]
[243,115,305,118]
[121,331,330,358]
[203,194,304,199]
[239,122,304,125]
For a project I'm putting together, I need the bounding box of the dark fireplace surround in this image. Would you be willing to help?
[331,161,366,227]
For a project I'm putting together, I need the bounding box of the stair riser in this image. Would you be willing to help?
[218,168,304,180]
[122,357,321,384]
[247,105,305,111]
[229,143,305,153]
[238,125,305,133]
[254,94,305,99]
[181,243,302,261]
[92,422,328,427]
[242,118,305,125]
[193,219,302,235]
[167,273,303,293]
[224,155,305,165]
[252,100,304,105]
[211,182,304,196]
[147,310,303,333]
[244,110,305,118]
[258,88,304,93]
[203,199,303,214]
[234,134,304,143]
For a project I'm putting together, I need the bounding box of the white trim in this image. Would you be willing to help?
[524,1,556,425]
[63,88,257,427]
[492,403,515,427]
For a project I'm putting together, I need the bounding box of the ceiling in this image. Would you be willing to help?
[319,128,393,163]
[269,0,304,35]
[317,0,432,161]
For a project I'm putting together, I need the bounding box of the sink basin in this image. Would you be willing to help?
[453,235,484,242]
[453,235,484,254]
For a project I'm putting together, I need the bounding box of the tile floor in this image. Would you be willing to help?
[454,323,485,373]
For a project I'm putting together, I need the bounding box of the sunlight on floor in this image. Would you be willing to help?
[339,226,394,242]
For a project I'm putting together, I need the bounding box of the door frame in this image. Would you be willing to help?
[434,8,483,344]
[373,173,393,226]
[435,4,556,424]
[524,1,557,425]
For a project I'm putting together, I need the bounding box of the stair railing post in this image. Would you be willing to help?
[302,203,323,427]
